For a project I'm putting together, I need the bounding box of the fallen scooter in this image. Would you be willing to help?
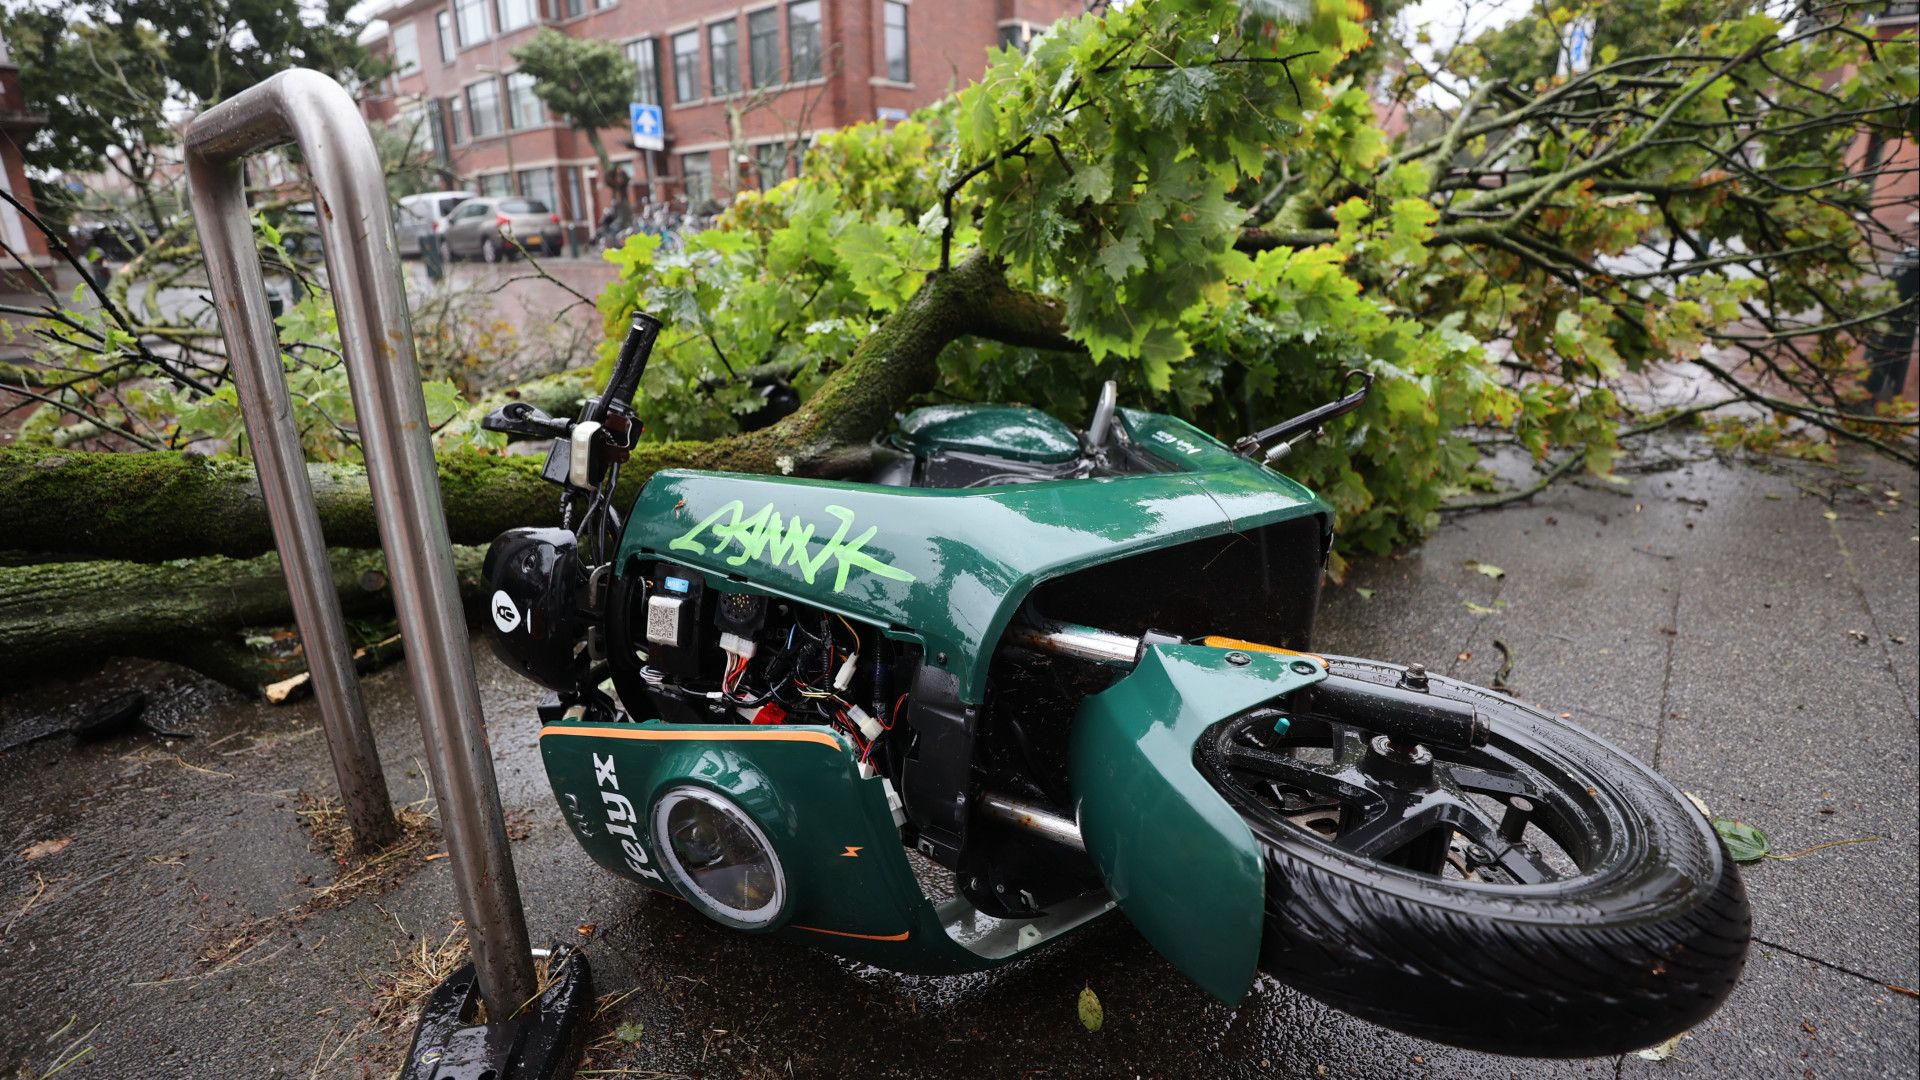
[478,313,1750,1058]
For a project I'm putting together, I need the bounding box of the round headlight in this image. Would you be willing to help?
[650,786,787,930]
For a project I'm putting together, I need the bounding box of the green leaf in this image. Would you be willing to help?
[1712,818,1770,863]
[1077,986,1104,1032]
[1353,586,1376,600]
[1070,161,1115,204]
[1144,66,1221,126]
[1137,325,1190,392]
[1094,234,1145,282]
[1466,561,1505,579]
[614,1020,645,1044]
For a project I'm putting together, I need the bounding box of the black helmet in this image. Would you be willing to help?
[481,527,591,692]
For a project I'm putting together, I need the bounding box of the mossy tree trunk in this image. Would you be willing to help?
[0,546,487,681]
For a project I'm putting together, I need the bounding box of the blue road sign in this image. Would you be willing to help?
[630,102,664,151]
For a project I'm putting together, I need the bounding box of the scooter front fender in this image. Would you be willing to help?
[1069,644,1326,1004]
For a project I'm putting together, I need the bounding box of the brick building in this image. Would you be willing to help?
[361,0,1081,239]
[0,31,53,286]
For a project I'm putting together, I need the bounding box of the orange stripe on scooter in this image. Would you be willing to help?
[538,724,845,752]
[791,924,910,942]
[1198,635,1326,663]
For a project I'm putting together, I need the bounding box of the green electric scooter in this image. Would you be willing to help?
[477,313,1749,1058]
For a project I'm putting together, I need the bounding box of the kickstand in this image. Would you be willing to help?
[401,944,594,1080]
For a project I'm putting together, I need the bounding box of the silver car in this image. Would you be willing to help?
[442,196,564,262]
[396,190,475,257]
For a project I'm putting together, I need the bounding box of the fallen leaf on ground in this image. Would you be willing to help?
[19,837,72,861]
[1635,1032,1687,1061]
[1353,587,1375,600]
[1683,791,1712,818]
[1464,600,1506,615]
[577,923,596,937]
[1466,561,1506,579]
[1823,510,1838,521]
[1712,819,1770,863]
[1078,985,1104,1032]
[615,1020,645,1043]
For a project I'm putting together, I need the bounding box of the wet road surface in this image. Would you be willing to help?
[2,440,1915,1078]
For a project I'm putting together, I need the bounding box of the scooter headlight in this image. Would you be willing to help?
[651,787,786,929]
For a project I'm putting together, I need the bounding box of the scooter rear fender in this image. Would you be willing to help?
[1069,644,1327,1004]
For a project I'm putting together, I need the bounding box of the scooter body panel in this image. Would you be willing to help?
[1070,644,1327,1004]
[616,410,1328,703]
[537,719,1111,975]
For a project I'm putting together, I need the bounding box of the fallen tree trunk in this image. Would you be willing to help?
[0,545,486,679]
[0,253,1065,563]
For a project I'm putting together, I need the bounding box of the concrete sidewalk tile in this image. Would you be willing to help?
[1615,946,1920,1080]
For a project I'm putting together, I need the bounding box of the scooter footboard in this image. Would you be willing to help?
[1068,644,1326,1004]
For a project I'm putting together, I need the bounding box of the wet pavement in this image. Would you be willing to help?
[2,436,1915,1079]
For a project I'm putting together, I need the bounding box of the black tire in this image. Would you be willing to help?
[1197,656,1750,1058]
[482,236,502,264]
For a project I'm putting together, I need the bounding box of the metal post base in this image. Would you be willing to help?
[401,945,594,1080]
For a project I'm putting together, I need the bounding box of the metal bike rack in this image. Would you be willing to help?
[183,70,541,1021]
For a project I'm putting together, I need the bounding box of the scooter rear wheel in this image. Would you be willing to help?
[1195,656,1750,1058]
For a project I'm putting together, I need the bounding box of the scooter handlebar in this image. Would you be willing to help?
[591,311,663,423]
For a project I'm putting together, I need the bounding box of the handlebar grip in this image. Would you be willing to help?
[605,311,663,409]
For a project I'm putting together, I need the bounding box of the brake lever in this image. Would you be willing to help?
[482,401,572,440]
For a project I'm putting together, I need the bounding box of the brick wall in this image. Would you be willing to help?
[362,0,1083,233]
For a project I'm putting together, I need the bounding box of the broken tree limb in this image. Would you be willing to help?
[0,546,486,678]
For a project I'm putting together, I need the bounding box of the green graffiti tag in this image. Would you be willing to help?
[668,501,918,592]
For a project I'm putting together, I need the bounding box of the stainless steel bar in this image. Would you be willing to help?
[182,130,398,855]
[184,69,536,1017]
[1006,618,1142,667]
[979,791,1085,852]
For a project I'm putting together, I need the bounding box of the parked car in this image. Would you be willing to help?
[395,190,475,258]
[441,196,563,262]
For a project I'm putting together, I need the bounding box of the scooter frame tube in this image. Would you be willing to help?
[184,69,537,1016]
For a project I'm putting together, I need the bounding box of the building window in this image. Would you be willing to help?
[506,72,542,128]
[751,141,786,188]
[787,1,820,80]
[748,8,780,87]
[682,152,713,205]
[455,0,489,46]
[882,2,908,83]
[392,22,421,75]
[594,0,615,8]
[517,167,558,209]
[709,20,740,97]
[626,39,660,104]
[563,165,587,222]
[476,172,511,197]
[496,0,537,34]
[559,0,584,16]
[997,21,1033,53]
[448,93,466,144]
[672,30,700,102]
[466,79,503,138]
[437,10,457,62]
